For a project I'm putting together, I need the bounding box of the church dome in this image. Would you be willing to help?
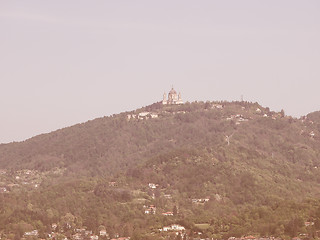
[169,88,177,94]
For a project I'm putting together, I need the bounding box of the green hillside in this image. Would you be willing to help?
[0,101,320,239]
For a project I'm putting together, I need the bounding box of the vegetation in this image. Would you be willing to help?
[0,101,320,239]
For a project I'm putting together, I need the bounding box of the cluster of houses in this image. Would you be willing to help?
[228,236,281,240]
[226,114,250,125]
[144,204,174,216]
[127,112,158,121]
[110,238,130,240]
[126,109,189,121]
[71,229,129,240]
[144,183,175,216]
[45,224,131,240]
[226,224,317,240]
[224,105,291,126]
[71,229,99,240]
[159,224,185,232]
[0,169,44,194]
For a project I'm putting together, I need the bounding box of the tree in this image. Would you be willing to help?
[60,213,75,231]
[285,217,304,237]
[173,205,178,215]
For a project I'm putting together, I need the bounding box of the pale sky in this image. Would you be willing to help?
[1,1,319,143]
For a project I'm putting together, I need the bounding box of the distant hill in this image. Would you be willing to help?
[1,101,320,239]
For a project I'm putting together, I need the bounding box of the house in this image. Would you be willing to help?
[244,236,256,240]
[139,112,150,117]
[52,223,58,231]
[292,237,301,240]
[109,181,117,187]
[24,230,39,237]
[215,194,222,201]
[99,229,108,236]
[310,131,315,138]
[238,117,249,122]
[192,197,210,204]
[171,224,185,231]
[144,205,156,214]
[305,221,315,227]
[212,104,223,109]
[90,235,98,240]
[148,183,157,189]
[162,212,173,216]
[164,194,172,199]
[127,114,137,120]
[192,199,198,203]
[162,226,172,232]
[72,233,82,240]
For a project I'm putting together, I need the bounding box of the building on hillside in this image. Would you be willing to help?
[99,229,108,236]
[162,87,183,105]
[24,230,39,237]
[144,205,156,214]
[160,224,185,232]
[162,212,174,216]
[148,183,157,189]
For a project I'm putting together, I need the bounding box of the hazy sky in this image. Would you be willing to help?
[1,1,320,143]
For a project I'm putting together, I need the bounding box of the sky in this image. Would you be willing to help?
[0,1,320,144]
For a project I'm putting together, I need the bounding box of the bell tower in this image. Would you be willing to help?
[162,92,167,105]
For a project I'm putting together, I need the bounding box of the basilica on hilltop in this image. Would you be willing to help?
[162,87,183,105]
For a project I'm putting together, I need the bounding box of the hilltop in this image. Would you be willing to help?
[0,101,320,239]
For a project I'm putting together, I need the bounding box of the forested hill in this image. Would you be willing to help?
[1,101,320,239]
[0,101,319,177]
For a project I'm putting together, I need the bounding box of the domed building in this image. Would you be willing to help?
[162,87,183,105]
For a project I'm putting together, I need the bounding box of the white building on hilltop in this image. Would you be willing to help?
[162,87,183,105]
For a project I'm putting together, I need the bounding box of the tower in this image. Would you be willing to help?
[162,92,167,105]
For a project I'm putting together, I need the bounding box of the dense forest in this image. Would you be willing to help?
[0,101,320,240]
